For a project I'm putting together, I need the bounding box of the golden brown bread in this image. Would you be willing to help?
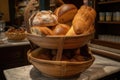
[72,55,85,61]
[83,25,95,34]
[30,26,54,36]
[36,52,51,60]
[30,10,58,27]
[52,55,70,61]
[36,48,52,60]
[77,5,96,24]
[72,5,96,34]
[54,4,77,23]
[65,25,76,36]
[53,24,70,35]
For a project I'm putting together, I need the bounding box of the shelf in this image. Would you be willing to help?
[94,0,120,50]
[91,39,120,50]
[98,0,120,5]
[98,21,120,24]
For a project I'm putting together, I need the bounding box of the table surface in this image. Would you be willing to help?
[0,39,30,48]
[4,55,120,80]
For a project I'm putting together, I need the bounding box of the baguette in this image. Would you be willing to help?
[72,5,96,34]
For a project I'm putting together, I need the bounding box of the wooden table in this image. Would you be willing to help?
[4,54,120,80]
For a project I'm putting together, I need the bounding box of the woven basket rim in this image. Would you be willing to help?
[27,32,94,38]
[5,32,27,34]
[28,49,95,65]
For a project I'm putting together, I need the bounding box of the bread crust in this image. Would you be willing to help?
[54,4,78,23]
[31,11,58,27]
[72,5,96,34]
[53,24,70,35]
[30,26,54,36]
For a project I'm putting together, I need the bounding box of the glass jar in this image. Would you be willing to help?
[116,11,120,21]
[106,12,112,21]
[99,12,105,21]
[0,20,6,42]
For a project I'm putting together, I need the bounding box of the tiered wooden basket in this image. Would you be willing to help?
[25,0,95,78]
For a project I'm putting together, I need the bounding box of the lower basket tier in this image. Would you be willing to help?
[27,48,95,78]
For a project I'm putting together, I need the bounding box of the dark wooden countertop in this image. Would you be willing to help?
[0,39,30,48]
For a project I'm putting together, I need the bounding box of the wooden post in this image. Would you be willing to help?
[39,0,50,10]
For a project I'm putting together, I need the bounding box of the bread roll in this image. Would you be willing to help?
[30,26,54,36]
[83,25,95,34]
[65,26,76,36]
[73,55,85,61]
[73,20,89,34]
[36,52,51,60]
[53,24,70,35]
[72,5,96,34]
[54,4,77,23]
[74,48,80,55]
[52,54,70,61]
[30,10,58,27]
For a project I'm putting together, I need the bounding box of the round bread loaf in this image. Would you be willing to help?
[53,24,70,35]
[54,4,77,23]
[29,10,58,27]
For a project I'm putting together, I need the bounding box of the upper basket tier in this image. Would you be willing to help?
[27,32,94,49]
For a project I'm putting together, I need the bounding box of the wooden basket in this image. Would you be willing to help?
[24,0,94,49]
[27,48,95,78]
[27,32,94,49]
[5,32,26,41]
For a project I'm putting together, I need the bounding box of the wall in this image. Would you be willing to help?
[0,0,9,21]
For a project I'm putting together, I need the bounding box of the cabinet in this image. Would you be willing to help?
[91,0,120,50]
[0,43,31,80]
[89,0,120,61]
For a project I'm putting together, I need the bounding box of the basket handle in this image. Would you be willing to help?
[55,37,64,61]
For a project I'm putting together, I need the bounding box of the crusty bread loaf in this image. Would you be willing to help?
[54,4,77,23]
[65,26,77,36]
[30,26,54,36]
[36,48,52,60]
[53,24,70,35]
[77,5,96,24]
[72,54,85,61]
[83,25,95,34]
[72,5,96,34]
[30,10,58,27]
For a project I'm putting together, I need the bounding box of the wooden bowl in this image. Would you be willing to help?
[27,32,94,49]
[27,48,95,78]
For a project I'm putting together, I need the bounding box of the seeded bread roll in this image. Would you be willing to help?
[54,4,77,23]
